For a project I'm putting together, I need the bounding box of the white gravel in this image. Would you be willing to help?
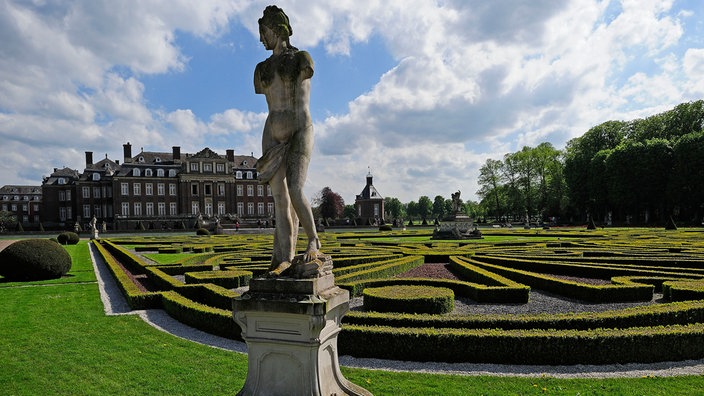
[88,243,704,378]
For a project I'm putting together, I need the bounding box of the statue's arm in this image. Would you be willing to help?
[254,62,264,94]
[298,51,314,80]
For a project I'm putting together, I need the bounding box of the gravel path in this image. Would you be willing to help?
[87,244,704,378]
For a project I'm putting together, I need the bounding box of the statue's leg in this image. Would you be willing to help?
[286,128,320,262]
[268,167,295,273]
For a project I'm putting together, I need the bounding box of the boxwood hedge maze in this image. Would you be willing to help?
[94,228,704,365]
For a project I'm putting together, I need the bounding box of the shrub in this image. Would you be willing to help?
[379,224,393,231]
[57,231,80,245]
[0,239,72,280]
[363,285,454,314]
[196,228,211,236]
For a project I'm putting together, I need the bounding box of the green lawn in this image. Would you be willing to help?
[2,240,704,395]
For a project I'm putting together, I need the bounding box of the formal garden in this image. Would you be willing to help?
[3,227,704,394]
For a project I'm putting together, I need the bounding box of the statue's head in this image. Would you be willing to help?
[258,5,292,40]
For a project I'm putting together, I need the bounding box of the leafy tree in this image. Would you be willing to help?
[432,195,446,220]
[315,187,345,220]
[0,210,17,232]
[477,158,504,220]
[343,205,357,223]
[384,197,404,220]
[564,120,626,216]
[669,131,704,223]
[406,201,418,221]
[417,196,432,222]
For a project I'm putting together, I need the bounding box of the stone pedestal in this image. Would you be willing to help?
[233,261,371,396]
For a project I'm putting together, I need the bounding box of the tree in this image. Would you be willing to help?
[432,195,446,220]
[564,120,626,216]
[0,210,17,232]
[406,201,418,222]
[343,205,357,224]
[477,158,504,220]
[315,187,345,220]
[670,131,704,223]
[417,196,432,223]
[384,197,404,220]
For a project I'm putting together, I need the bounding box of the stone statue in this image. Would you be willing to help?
[89,215,99,240]
[451,190,461,213]
[254,5,321,277]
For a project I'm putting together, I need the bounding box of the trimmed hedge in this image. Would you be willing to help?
[161,291,240,340]
[0,239,72,280]
[335,256,424,284]
[184,270,253,289]
[468,257,654,302]
[663,279,704,301]
[344,300,704,331]
[92,241,161,309]
[363,285,454,314]
[339,323,704,365]
[57,231,80,245]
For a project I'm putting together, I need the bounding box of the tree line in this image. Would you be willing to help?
[478,100,704,226]
[313,100,703,227]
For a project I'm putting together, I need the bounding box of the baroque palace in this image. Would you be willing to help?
[35,142,273,231]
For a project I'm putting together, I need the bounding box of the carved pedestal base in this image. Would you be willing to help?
[233,269,371,396]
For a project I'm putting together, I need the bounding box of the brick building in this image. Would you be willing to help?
[0,185,43,231]
[40,142,273,231]
[355,172,385,225]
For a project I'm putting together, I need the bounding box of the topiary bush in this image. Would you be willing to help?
[0,239,72,280]
[363,285,455,314]
[196,228,211,236]
[57,231,80,245]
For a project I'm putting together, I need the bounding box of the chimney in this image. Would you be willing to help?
[85,151,93,167]
[226,149,234,162]
[123,142,132,163]
[172,146,181,162]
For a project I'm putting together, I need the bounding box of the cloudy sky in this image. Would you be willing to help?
[1,0,703,204]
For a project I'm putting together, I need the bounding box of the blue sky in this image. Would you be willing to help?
[1,0,704,204]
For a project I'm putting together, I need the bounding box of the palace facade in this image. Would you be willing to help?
[40,143,273,231]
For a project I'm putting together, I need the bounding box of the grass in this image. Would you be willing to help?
[2,240,704,394]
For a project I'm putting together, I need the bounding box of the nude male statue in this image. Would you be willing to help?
[254,6,321,277]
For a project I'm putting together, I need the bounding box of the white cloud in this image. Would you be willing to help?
[683,48,704,94]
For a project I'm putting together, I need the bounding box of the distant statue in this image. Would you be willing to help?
[451,190,462,213]
[89,215,99,240]
[254,5,321,276]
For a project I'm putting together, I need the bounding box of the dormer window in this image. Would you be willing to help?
[92,173,101,181]
[155,157,161,163]
[23,196,29,200]
[138,156,145,163]
[145,169,153,177]
[235,171,243,179]
[168,169,177,177]
[246,171,253,179]
[133,168,141,177]
[243,160,248,166]
[58,178,66,185]
[157,169,164,177]
[14,196,19,201]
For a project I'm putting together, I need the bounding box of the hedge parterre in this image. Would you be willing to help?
[95,227,704,364]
